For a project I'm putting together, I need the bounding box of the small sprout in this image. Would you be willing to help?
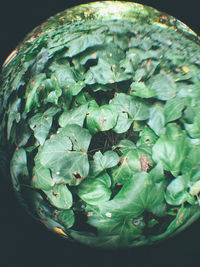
[87,212,93,217]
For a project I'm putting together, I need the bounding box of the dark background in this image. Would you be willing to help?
[0,1,200,266]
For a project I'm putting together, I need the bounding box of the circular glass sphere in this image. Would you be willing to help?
[1,1,200,250]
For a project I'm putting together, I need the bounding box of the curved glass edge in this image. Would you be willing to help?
[2,1,200,69]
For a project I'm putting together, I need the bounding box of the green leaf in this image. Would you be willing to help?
[189,181,200,196]
[48,61,76,86]
[184,116,200,138]
[112,112,132,134]
[43,184,72,209]
[90,151,119,177]
[77,172,112,205]
[40,127,72,168]
[44,73,62,105]
[109,93,149,121]
[63,124,91,152]
[32,152,55,190]
[64,33,105,57]
[137,127,158,147]
[182,144,200,182]
[84,58,114,85]
[147,72,176,100]
[25,73,46,113]
[14,121,32,147]
[165,175,190,205]
[113,140,136,154]
[10,148,29,190]
[57,209,75,229]
[147,103,165,136]
[101,171,164,218]
[130,82,156,98]
[40,125,91,185]
[164,97,185,124]
[7,97,21,140]
[120,49,140,74]
[86,102,118,134]
[111,145,152,184]
[58,104,88,128]
[29,112,53,145]
[31,48,49,75]
[66,81,86,96]
[152,123,189,176]
[86,211,142,248]
[85,57,130,85]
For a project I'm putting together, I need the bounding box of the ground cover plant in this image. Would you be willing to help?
[1,1,200,249]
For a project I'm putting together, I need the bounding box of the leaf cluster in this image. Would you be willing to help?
[1,17,200,249]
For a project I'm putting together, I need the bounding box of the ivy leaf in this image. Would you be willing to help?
[29,112,53,145]
[182,145,200,182]
[32,152,55,190]
[85,58,115,85]
[120,49,141,74]
[148,103,165,136]
[165,175,190,206]
[58,104,88,128]
[130,81,156,98]
[25,73,46,113]
[152,123,189,176]
[86,102,118,134]
[137,127,158,147]
[86,210,142,248]
[164,97,185,124]
[64,33,105,57]
[184,116,200,138]
[77,172,112,205]
[113,140,136,154]
[43,184,72,209]
[30,48,49,75]
[64,124,91,152]
[48,61,76,86]
[109,93,149,121]
[40,125,91,185]
[147,72,176,100]
[44,73,62,106]
[40,127,72,168]
[101,171,164,219]
[66,81,86,96]
[90,151,119,177]
[57,209,75,229]
[10,148,29,191]
[112,112,133,134]
[111,145,152,184]
[7,97,21,140]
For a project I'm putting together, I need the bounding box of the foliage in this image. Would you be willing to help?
[1,7,200,250]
